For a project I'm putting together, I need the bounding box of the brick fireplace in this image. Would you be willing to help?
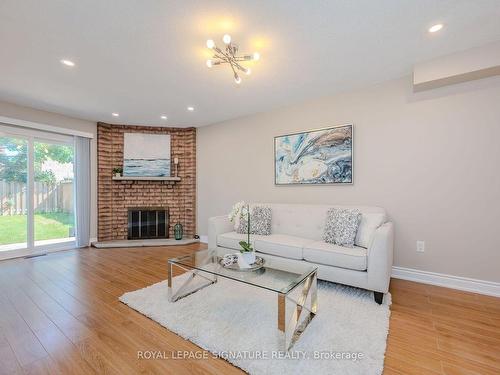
[97,123,196,241]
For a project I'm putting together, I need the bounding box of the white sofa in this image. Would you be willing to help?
[208,203,394,304]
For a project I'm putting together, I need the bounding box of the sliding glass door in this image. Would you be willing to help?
[34,140,75,247]
[0,135,29,251]
[0,127,75,257]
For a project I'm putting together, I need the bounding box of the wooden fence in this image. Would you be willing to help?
[0,180,73,215]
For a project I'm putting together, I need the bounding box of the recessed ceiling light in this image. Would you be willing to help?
[60,59,75,67]
[428,24,443,33]
[112,112,119,117]
[161,115,167,120]
[187,106,194,111]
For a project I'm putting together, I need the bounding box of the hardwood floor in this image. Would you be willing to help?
[0,244,498,375]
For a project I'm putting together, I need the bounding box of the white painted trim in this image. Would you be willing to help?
[0,241,76,262]
[0,115,94,138]
[199,235,208,244]
[0,123,74,143]
[392,266,500,297]
[27,139,34,249]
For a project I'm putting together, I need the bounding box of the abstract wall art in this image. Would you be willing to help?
[123,133,171,177]
[274,124,353,185]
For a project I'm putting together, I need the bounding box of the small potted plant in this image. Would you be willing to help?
[112,167,123,178]
[229,201,256,265]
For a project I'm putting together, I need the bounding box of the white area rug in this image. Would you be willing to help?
[120,274,391,375]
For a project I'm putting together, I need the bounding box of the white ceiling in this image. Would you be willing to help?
[1,0,500,127]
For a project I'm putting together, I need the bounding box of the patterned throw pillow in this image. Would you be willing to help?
[237,206,272,235]
[323,208,362,248]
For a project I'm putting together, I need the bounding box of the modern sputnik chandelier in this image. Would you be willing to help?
[205,34,260,84]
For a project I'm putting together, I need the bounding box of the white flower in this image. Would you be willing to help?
[240,205,249,220]
[228,201,246,222]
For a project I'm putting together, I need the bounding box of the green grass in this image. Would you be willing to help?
[0,212,74,245]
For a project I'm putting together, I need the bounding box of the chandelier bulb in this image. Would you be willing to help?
[205,35,256,84]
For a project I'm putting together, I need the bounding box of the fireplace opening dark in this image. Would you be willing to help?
[128,207,169,239]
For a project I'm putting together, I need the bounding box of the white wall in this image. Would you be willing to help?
[197,75,500,283]
[0,100,98,240]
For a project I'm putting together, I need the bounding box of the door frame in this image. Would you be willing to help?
[0,125,76,260]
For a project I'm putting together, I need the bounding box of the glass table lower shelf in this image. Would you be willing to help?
[168,249,318,351]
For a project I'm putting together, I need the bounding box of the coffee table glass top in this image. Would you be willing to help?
[169,249,317,294]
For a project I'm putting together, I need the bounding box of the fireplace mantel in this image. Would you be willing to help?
[112,176,181,181]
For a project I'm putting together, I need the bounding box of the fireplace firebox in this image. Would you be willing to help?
[128,207,169,239]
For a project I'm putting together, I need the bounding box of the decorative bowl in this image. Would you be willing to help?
[219,256,265,272]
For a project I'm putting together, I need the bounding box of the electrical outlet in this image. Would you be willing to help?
[416,240,425,253]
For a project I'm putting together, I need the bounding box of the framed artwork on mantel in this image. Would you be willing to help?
[123,133,171,177]
[274,124,353,185]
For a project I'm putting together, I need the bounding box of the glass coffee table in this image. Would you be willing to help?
[168,249,318,351]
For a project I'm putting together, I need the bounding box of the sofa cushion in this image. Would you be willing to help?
[355,213,386,248]
[254,234,313,260]
[266,203,386,241]
[323,208,362,248]
[303,241,367,271]
[217,232,264,251]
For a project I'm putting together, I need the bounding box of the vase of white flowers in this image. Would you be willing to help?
[228,201,256,265]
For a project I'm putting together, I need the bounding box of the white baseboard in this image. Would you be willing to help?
[392,266,500,297]
[199,235,208,244]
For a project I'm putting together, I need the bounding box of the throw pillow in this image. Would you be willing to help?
[237,206,272,235]
[323,208,362,248]
[355,213,386,248]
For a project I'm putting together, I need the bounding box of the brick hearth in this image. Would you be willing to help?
[97,123,196,241]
